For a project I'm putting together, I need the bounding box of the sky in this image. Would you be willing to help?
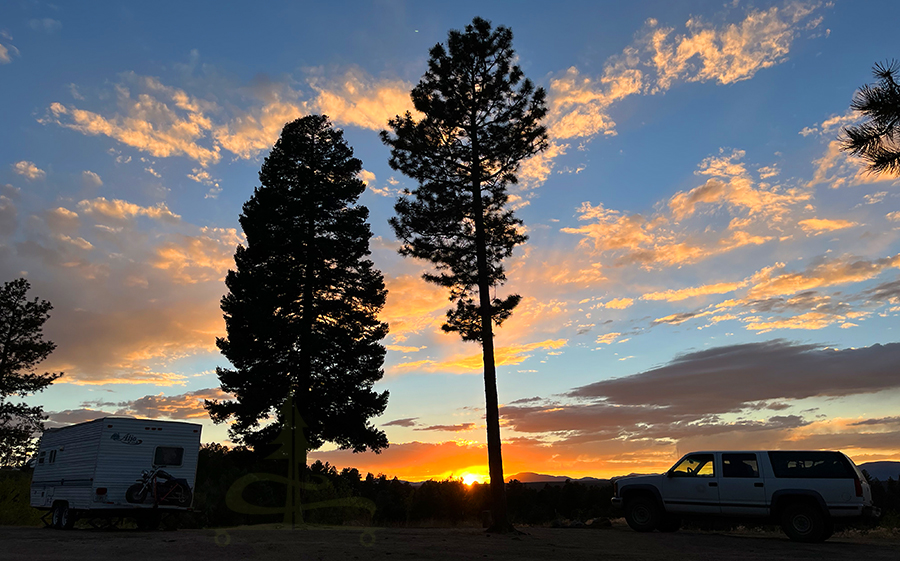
[2,0,899,483]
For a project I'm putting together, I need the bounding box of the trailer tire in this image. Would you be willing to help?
[51,503,74,530]
[51,503,63,529]
[60,505,75,530]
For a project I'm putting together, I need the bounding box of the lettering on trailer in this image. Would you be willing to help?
[110,432,143,445]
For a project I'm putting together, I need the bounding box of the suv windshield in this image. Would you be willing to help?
[670,453,715,477]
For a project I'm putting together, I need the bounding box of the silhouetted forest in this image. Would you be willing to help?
[2,445,899,529]
[185,444,616,528]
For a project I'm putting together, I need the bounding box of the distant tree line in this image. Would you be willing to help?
[178,445,900,530]
[183,444,616,528]
[2,445,899,530]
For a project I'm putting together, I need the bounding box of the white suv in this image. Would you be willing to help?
[611,450,880,542]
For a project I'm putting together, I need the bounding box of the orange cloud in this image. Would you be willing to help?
[77,197,181,223]
[44,207,80,234]
[648,3,816,90]
[379,275,448,341]
[668,149,812,222]
[307,67,415,131]
[117,387,233,419]
[797,217,859,233]
[393,340,567,374]
[152,227,242,284]
[564,202,772,268]
[742,312,849,332]
[604,298,633,309]
[747,254,900,299]
[595,332,622,345]
[46,78,221,166]
[641,280,747,302]
[44,298,223,386]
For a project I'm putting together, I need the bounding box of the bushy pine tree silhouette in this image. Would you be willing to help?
[208,116,390,515]
[841,60,900,175]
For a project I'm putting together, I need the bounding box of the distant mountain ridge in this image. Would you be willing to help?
[504,462,900,484]
[506,471,606,484]
[859,461,900,481]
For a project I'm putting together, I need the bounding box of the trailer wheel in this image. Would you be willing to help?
[51,503,74,530]
[51,503,63,529]
[60,505,76,530]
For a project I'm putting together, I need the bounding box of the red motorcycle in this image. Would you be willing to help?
[125,466,192,507]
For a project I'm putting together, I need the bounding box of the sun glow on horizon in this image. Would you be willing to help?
[460,472,488,485]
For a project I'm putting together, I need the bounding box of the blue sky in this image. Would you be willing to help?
[2,0,899,480]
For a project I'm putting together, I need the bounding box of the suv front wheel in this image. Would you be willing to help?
[781,502,828,542]
[624,496,661,532]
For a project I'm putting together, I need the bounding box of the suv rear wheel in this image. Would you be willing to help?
[624,496,661,532]
[781,502,828,542]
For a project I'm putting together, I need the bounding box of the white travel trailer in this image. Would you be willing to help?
[30,417,201,529]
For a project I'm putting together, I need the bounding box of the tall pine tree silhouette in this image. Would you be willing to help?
[207,116,390,515]
[381,17,547,532]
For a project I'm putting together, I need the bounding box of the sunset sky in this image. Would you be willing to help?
[3,1,899,482]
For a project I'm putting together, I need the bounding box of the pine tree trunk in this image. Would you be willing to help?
[471,125,511,533]
[293,210,317,527]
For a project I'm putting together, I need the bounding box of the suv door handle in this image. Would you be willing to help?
[709,482,717,487]
[754,482,764,487]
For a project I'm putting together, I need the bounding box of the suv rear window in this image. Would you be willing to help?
[768,451,854,479]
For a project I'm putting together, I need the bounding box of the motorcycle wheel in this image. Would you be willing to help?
[126,483,147,504]
[175,488,192,507]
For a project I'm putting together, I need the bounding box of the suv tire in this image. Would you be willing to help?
[781,502,828,542]
[625,496,661,532]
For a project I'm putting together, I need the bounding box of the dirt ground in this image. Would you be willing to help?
[4,522,899,561]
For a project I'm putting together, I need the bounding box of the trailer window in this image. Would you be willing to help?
[49,450,57,464]
[154,446,184,467]
[38,451,45,464]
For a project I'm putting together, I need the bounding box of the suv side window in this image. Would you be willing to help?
[723,453,759,478]
[768,451,853,478]
[670,453,715,477]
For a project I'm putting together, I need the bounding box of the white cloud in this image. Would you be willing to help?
[12,161,46,180]
[82,170,103,187]
[535,2,825,186]
[29,19,62,33]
